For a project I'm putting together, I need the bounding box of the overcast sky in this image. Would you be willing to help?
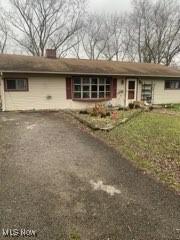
[2,0,132,13]
[88,0,131,13]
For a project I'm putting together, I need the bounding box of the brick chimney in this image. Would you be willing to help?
[46,49,56,59]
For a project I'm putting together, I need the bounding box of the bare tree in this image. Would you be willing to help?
[128,0,152,62]
[0,10,9,53]
[129,0,180,65]
[100,14,133,61]
[79,14,109,60]
[57,35,82,58]
[2,0,180,66]
[70,32,82,59]
[155,0,180,65]
[72,0,180,65]
[73,12,142,62]
[6,0,86,56]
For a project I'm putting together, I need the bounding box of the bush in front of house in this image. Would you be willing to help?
[91,104,111,118]
[79,110,89,115]
[128,102,135,109]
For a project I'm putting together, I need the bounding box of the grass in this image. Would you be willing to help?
[171,104,180,111]
[162,103,180,112]
[69,230,81,240]
[96,111,180,191]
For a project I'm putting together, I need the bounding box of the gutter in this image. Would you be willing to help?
[1,70,180,79]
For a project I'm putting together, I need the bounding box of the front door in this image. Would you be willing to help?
[126,79,137,105]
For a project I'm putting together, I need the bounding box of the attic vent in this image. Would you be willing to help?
[46,49,56,59]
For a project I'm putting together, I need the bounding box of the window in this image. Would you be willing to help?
[5,79,28,91]
[73,77,111,100]
[165,80,180,90]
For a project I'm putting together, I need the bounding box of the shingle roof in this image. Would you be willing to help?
[0,53,180,78]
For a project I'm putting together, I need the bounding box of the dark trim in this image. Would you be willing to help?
[4,78,29,92]
[112,78,117,98]
[2,71,180,79]
[72,98,112,102]
[2,72,180,80]
[66,77,72,99]
[164,88,180,90]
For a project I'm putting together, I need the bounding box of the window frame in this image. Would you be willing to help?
[164,80,180,90]
[4,78,29,92]
[72,76,112,101]
[128,80,136,100]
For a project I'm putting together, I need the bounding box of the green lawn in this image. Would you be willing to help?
[172,104,180,111]
[96,112,180,191]
[162,103,180,111]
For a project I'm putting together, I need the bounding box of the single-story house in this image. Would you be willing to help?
[0,50,180,111]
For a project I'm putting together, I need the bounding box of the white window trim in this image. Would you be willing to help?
[73,77,111,99]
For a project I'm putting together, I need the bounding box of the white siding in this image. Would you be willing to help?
[136,79,180,104]
[0,79,1,106]
[2,76,180,111]
[137,81,142,101]
[4,77,66,111]
[153,80,180,104]
[3,77,125,111]
[0,78,4,110]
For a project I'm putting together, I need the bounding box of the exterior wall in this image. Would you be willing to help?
[3,75,179,111]
[153,80,180,104]
[136,79,180,104]
[0,78,4,110]
[2,76,125,111]
[0,79,1,107]
[137,80,142,102]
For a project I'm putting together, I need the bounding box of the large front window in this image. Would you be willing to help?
[73,77,111,99]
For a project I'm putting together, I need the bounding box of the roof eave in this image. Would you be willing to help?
[1,70,180,78]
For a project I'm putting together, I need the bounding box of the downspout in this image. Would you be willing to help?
[0,72,5,111]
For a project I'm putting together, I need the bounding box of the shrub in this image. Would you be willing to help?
[129,103,134,109]
[91,104,110,118]
[149,106,154,111]
[79,110,89,115]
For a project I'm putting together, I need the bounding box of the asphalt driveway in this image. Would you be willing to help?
[0,111,179,240]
